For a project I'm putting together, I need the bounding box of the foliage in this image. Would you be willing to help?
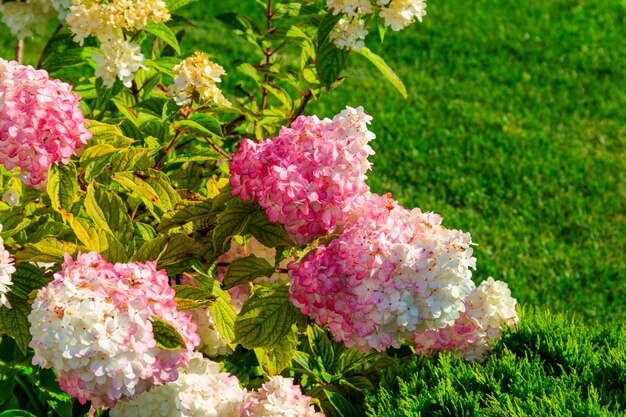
[365,308,626,417]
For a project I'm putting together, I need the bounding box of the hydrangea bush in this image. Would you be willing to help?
[0,0,518,415]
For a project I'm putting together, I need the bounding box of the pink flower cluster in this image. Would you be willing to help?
[413,277,519,361]
[289,193,477,352]
[0,59,91,189]
[229,106,375,244]
[28,252,200,408]
[241,376,324,417]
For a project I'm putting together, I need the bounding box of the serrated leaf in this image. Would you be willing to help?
[144,21,181,54]
[151,316,186,350]
[86,121,135,147]
[256,326,298,375]
[47,163,78,214]
[135,236,168,262]
[223,255,275,290]
[355,47,407,99]
[212,200,258,255]
[9,263,49,299]
[247,210,294,247]
[166,0,196,11]
[316,13,349,88]
[112,169,181,213]
[323,389,361,417]
[188,113,224,138]
[134,98,179,120]
[79,144,117,166]
[202,278,236,344]
[15,239,80,263]
[234,286,300,349]
[0,295,32,354]
[159,200,214,232]
[67,215,127,263]
[84,183,133,241]
[172,285,216,310]
[308,325,335,371]
[341,375,376,392]
[111,148,154,172]
[159,233,202,265]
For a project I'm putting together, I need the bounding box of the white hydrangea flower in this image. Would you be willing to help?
[0,225,16,309]
[120,0,171,30]
[65,3,121,45]
[110,354,247,417]
[465,277,519,339]
[326,0,372,17]
[330,17,368,50]
[93,39,146,87]
[379,0,426,31]
[0,0,54,39]
[189,308,232,357]
[168,51,230,106]
[242,376,324,417]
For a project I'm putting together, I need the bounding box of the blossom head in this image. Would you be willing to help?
[169,51,230,106]
[413,278,519,361]
[93,39,146,88]
[289,193,476,352]
[242,376,324,417]
[379,0,427,31]
[0,60,92,189]
[28,252,200,408]
[110,354,246,417]
[0,225,15,309]
[230,106,376,244]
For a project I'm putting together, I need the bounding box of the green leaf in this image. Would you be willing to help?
[0,411,38,417]
[256,326,298,375]
[234,286,300,349]
[151,316,186,350]
[9,264,49,299]
[86,121,135,148]
[84,183,133,241]
[316,13,349,88]
[223,255,275,290]
[135,236,168,262]
[215,13,261,46]
[159,200,214,232]
[112,169,181,213]
[172,285,216,310]
[212,200,258,255]
[323,389,361,417]
[355,47,407,99]
[188,113,225,138]
[0,365,16,405]
[15,239,80,263]
[134,98,179,121]
[144,21,181,54]
[0,295,32,354]
[199,278,236,344]
[341,375,376,392]
[247,210,294,247]
[134,234,201,266]
[166,0,197,11]
[66,215,127,263]
[47,163,78,214]
[307,325,335,371]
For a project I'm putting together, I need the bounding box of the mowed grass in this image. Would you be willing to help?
[1,0,624,323]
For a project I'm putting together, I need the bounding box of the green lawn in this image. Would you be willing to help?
[1,0,624,325]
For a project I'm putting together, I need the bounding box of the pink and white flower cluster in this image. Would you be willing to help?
[289,193,477,352]
[413,277,519,361]
[0,60,92,189]
[0,224,15,309]
[111,357,322,417]
[230,106,375,245]
[241,376,324,417]
[110,354,247,417]
[231,106,517,357]
[28,252,200,408]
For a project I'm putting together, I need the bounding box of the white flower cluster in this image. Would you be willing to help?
[110,355,247,417]
[324,0,427,49]
[93,39,147,87]
[413,278,519,361]
[0,0,54,40]
[168,51,230,106]
[242,376,325,417]
[62,0,170,87]
[378,0,427,31]
[0,225,15,309]
[188,308,231,357]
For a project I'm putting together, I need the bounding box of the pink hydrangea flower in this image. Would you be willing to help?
[28,252,200,408]
[0,59,91,189]
[289,193,477,352]
[413,277,519,361]
[229,106,375,244]
[242,376,324,417]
